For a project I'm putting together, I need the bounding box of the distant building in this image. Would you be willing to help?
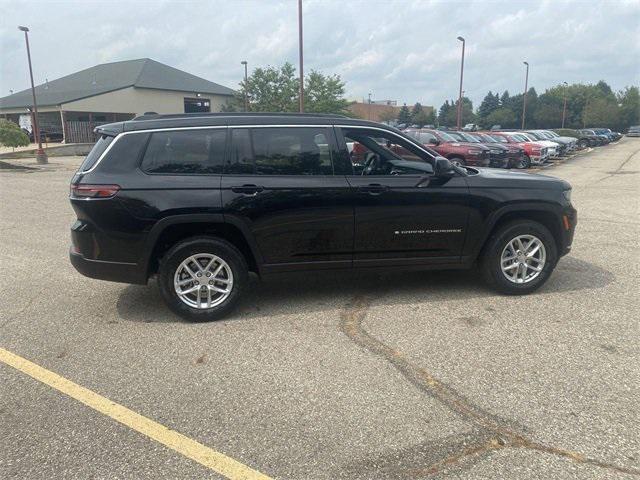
[0,58,235,143]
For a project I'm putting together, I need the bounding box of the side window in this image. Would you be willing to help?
[226,127,334,175]
[343,129,434,176]
[141,129,226,174]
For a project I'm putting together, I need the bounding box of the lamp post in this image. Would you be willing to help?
[521,61,529,130]
[18,25,47,164]
[561,81,568,128]
[456,36,465,130]
[241,61,248,111]
[368,92,372,120]
[298,0,304,113]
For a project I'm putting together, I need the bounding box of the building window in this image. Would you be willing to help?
[184,97,211,113]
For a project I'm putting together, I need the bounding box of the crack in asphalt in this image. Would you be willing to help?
[596,146,640,183]
[340,293,640,478]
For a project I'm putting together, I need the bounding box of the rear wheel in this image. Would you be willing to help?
[158,237,248,321]
[480,220,557,295]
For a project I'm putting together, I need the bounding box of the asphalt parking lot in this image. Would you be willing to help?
[1,139,639,479]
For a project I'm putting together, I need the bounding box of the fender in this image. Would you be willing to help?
[140,213,264,276]
[465,201,564,262]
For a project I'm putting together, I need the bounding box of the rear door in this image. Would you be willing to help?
[221,126,353,273]
[337,127,470,267]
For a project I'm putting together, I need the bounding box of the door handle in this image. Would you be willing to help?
[231,184,264,195]
[358,183,389,195]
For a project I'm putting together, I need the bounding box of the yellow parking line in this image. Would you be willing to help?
[0,347,272,480]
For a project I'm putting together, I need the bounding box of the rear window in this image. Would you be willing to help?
[226,127,334,175]
[78,135,114,172]
[141,129,226,174]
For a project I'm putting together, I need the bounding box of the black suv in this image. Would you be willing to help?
[70,113,577,321]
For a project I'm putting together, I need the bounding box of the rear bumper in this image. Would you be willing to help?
[70,250,147,285]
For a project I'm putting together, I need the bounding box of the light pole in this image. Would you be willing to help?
[521,61,529,130]
[241,61,248,111]
[18,26,47,164]
[456,36,465,130]
[368,92,372,120]
[298,0,304,113]
[561,81,568,128]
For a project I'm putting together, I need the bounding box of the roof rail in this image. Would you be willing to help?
[131,112,348,121]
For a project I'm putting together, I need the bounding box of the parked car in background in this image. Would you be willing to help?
[518,131,561,158]
[534,130,578,152]
[448,131,509,168]
[591,128,622,142]
[627,126,640,137]
[491,132,548,166]
[579,129,610,144]
[406,128,491,167]
[554,128,605,148]
[470,132,528,169]
[462,123,480,131]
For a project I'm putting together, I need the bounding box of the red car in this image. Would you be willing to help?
[468,132,528,169]
[406,129,491,167]
[489,132,549,166]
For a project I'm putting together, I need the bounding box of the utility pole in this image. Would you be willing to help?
[298,0,304,113]
[521,61,529,130]
[241,61,248,111]
[456,36,465,130]
[561,81,568,128]
[368,92,372,120]
[19,25,47,164]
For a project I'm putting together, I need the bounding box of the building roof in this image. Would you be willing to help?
[0,58,235,109]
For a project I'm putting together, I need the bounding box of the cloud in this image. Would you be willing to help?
[1,0,638,110]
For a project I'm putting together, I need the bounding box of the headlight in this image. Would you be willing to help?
[467,149,483,155]
[563,189,572,202]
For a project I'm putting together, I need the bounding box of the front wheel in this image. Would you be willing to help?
[449,157,466,167]
[480,220,558,295]
[516,155,531,169]
[158,237,248,321]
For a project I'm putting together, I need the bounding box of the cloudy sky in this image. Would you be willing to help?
[1,0,639,109]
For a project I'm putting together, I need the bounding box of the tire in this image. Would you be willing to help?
[449,156,466,167]
[516,155,531,169]
[480,220,558,295]
[158,236,248,321]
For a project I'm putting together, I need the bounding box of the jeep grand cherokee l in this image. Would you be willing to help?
[70,113,577,321]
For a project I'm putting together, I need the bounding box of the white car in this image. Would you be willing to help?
[518,132,560,158]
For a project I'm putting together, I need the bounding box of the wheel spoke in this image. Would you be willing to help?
[183,263,198,279]
[210,285,229,294]
[180,285,199,295]
[503,263,518,271]
[526,243,541,257]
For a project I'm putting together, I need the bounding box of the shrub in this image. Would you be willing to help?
[0,119,30,149]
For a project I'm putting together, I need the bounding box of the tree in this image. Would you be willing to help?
[484,108,517,128]
[0,119,30,151]
[304,70,350,115]
[444,97,475,126]
[438,100,453,125]
[582,97,619,129]
[617,86,640,130]
[411,102,424,122]
[477,91,500,125]
[398,104,411,124]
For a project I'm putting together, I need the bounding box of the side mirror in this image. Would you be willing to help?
[428,138,440,146]
[434,157,455,177]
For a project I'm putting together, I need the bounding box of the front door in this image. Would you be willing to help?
[338,127,470,267]
[221,126,353,273]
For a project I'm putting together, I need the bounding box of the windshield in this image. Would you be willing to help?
[488,134,507,143]
[459,132,480,142]
[510,134,529,142]
[435,131,457,142]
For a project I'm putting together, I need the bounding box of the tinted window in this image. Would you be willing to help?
[141,129,226,174]
[227,127,333,175]
[99,133,149,174]
[79,135,113,172]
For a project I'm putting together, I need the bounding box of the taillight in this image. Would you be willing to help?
[70,184,120,198]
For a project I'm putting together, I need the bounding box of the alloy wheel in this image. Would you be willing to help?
[173,254,233,309]
[500,235,546,284]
